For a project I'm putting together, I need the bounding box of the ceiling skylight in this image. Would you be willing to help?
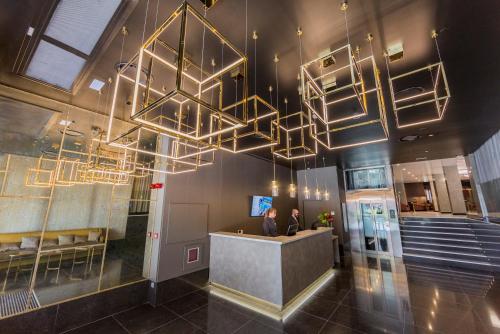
[45,0,121,55]
[24,0,122,91]
[26,40,86,90]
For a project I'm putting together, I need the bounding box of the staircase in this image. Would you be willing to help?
[400,216,500,272]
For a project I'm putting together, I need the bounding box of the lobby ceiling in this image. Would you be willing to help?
[0,0,499,169]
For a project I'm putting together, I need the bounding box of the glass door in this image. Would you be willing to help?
[360,201,391,254]
[361,203,376,252]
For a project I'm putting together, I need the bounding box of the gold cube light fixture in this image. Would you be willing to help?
[273,111,317,160]
[300,44,367,126]
[388,62,450,128]
[124,1,247,143]
[386,30,451,128]
[309,55,389,150]
[218,95,280,153]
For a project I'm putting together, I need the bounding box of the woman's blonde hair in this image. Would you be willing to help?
[265,207,277,217]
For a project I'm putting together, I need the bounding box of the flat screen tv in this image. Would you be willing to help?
[250,196,273,217]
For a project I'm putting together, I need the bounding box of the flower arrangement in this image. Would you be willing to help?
[317,211,335,226]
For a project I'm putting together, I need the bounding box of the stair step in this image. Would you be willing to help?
[405,263,495,279]
[401,230,476,237]
[400,225,473,231]
[401,241,483,251]
[402,221,471,227]
[403,253,500,272]
[401,235,481,245]
[403,247,489,259]
[400,234,480,242]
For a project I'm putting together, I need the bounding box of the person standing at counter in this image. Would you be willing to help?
[262,208,278,237]
[288,209,302,231]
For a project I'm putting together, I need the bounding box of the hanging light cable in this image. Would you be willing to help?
[322,156,330,200]
[285,98,296,198]
[270,54,280,196]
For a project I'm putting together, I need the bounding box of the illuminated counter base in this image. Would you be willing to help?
[208,228,334,320]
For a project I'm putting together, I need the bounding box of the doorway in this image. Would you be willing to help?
[360,201,391,254]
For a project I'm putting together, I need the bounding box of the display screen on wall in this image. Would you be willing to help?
[250,196,273,216]
[345,167,387,191]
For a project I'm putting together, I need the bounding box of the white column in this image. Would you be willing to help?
[443,165,467,214]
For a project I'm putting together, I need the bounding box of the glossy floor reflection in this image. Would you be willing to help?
[65,253,500,334]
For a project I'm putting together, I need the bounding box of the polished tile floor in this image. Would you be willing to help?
[63,254,500,334]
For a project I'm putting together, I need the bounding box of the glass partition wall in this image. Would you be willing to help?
[0,122,156,319]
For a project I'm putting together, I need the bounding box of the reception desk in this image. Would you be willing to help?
[209,227,334,319]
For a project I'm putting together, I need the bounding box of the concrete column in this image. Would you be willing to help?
[429,179,439,211]
[468,153,489,219]
[433,175,452,213]
[144,136,169,281]
[443,165,467,214]
[394,182,407,209]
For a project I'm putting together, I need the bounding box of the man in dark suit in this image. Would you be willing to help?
[263,208,278,237]
[287,209,302,231]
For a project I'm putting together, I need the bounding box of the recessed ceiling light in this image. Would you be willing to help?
[27,26,35,36]
[59,119,73,126]
[400,135,421,142]
[89,78,105,91]
[428,133,435,137]
[402,168,406,171]
[425,150,429,153]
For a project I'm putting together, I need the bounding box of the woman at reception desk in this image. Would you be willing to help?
[208,211,334,320]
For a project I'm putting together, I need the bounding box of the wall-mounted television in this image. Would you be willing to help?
[250,196,273,217]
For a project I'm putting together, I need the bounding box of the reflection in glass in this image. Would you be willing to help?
[0,121,155,319]
[360,201,390,253]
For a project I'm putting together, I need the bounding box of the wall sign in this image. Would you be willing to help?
[187,247,200,264]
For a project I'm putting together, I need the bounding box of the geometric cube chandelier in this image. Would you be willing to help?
[273,28,317,160]
[273,109,317,160]
[123,1,248,143]
[386,30,451,128]
[309,35,389,150]
[218,31,280,154]
[219,95,280,153]
[300,1,367,126]
[301,43,366,126]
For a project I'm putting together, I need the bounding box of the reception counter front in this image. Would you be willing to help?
[209,227,334,320]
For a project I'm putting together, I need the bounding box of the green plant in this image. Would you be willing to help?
[317,211,334,226]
